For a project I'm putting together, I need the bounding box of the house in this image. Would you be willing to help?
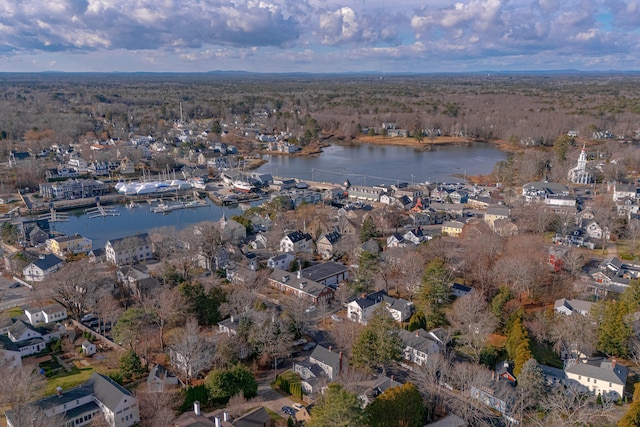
[585,221,609,241]
[5,372,140,427]
[398,329,442,366]
[267,253,295,270]
[554,298,593,316]
[174,404,271,427]
[451,282,473,298]
[46,234,92,257]
[300,262,350,288]
[147,364,180,392]
[268,269,335,305]
[294,345,345,394]
[522,181,570,202]
[3,319,54,356]
[279,230,313,253]
[496,360,516,384]
[105,233,152,265]
[403,228,427,245]
[359,375,403,407]
[25,303,67,325]
[347,186,384,202]
[565,358,628,399]
[347,290,414,324]
[386,233,406,248]
[82,340,97,356]
[484,206,510,228]
[217,316,250,359]
[117,265,160,300]
[0,335,22,369]
[218,214,247,243]
[441,220,465,237]
[22,254,64,282]
[316,231,341,259]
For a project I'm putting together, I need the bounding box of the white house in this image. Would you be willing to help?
[5,372,140,427]
[280,230,314,253]
[554,298,593,316]
[25,303,68,326]
[564,358,628,399]
[294,345,345,394]
[105,233,153,265]
[347,291,414,324]
[267,252,295,270]
[22,254,64,282]
[398,329,442,366]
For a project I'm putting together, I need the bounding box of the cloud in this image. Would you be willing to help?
[0,0,302,52]
[316,6,400,46]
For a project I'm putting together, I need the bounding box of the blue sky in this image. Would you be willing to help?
[1,0,639,73]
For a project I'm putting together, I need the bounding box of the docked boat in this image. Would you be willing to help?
[232,180,254,193]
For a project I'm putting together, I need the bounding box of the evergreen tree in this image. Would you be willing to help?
[205,364,258,401]
[352,307,403,375]
[619,383,640,427]
[506,317,528,360]
[359,215,381,243]
[364,383,425,427]
[407,311,427,332]
[513,341,533,377]
[596,300,632,357]
[119,349,145,381]
[308,383,364,427]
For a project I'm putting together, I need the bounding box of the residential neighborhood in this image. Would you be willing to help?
[2,74,640,427]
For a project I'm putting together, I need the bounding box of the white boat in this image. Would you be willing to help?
[232,180,254,193]
[188,177,207,190]
[126,201,139,209]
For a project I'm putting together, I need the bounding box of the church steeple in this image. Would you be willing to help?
[577,144,587,171]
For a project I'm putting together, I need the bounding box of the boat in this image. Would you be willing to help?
[151,203,173,213]
[126,201,139,209]
[232,180,255,193]
[188,177,207,190]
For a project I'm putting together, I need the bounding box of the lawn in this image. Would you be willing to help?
[4,307,24,318]
[44,366,97,395]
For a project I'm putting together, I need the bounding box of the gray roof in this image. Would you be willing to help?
[523,181,569,195]
[554,298,593,314]
[565,358,628,385]
[486,205,510,216]
[31,254,64,271]
[269,269,331,298]
[310,345,342,371]
[86,372,134,410]
[399,329,440,355]
[234,407,272,427]
[0,334,19,352]
[301,261,349,282]
[285,230,312,243]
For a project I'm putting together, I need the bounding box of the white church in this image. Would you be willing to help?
[568,145,593,184]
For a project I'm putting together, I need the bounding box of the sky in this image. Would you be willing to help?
[0,0,639,73]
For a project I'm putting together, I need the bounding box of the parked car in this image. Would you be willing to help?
[305,306,316,313]
[303,342,316,351]
[292,403,304,411]
[7,282,20,289]
[331,314,342,322]
[282,406,296,416]
[81,313,97,323]
[292,338,307,346]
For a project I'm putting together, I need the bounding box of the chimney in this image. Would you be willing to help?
[612,358,616,369]
[390,375,394,382]
[56,386,63,398]
[297,269,302,279]
[215,416,221,427]
[415,330,419,337]
[194,401,201,416]
[223,411,229,422]
[339,351,343,374]
[230,315,234,323]
[328,346,332,352]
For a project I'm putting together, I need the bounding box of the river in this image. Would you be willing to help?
[256,141,506,185]
[52,142,506,248]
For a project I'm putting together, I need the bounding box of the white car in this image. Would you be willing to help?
[305,306,316,313]
[331,314,342,322]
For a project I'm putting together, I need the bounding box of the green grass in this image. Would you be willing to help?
[44,367,95,395]
[264,407,284,422]
[3,306,24,318]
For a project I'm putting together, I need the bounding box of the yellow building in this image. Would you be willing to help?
[441,220,465,237]
[46,234,92,257]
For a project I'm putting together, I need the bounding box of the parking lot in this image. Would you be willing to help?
[0,275,32,312]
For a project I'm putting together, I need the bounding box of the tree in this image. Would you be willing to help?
[595,300,632,357]
[515,358,545,412]
[513,340,533,377]
[144,286,186,350]
[248,309,293,371]
[211,120,222,136]
[112,307,150,352]
[135,388,178,427]
[619,383,640,427]
[419,258,451,328]
[537,383,615,426]
[47,259,110,320]
[0,366,65,427]
[351,307,403,375]
[307,383,364,427]
[447,292,498,362]
[359,215,381,243]
[170,317,215,384]
[205,364,258,401]
[364,383,425,427]
[179,281,225,326]
[119,349,145,381]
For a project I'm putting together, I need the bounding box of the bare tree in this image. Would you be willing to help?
[249,309,293,371]
[447,292,498,362]
[170,317,215,385]
[46,259,110,319]
[533,384,616,426]
[549,313,597,360]
[135,388,179,427]
[143,286,187,350]
[590,195,616,254]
